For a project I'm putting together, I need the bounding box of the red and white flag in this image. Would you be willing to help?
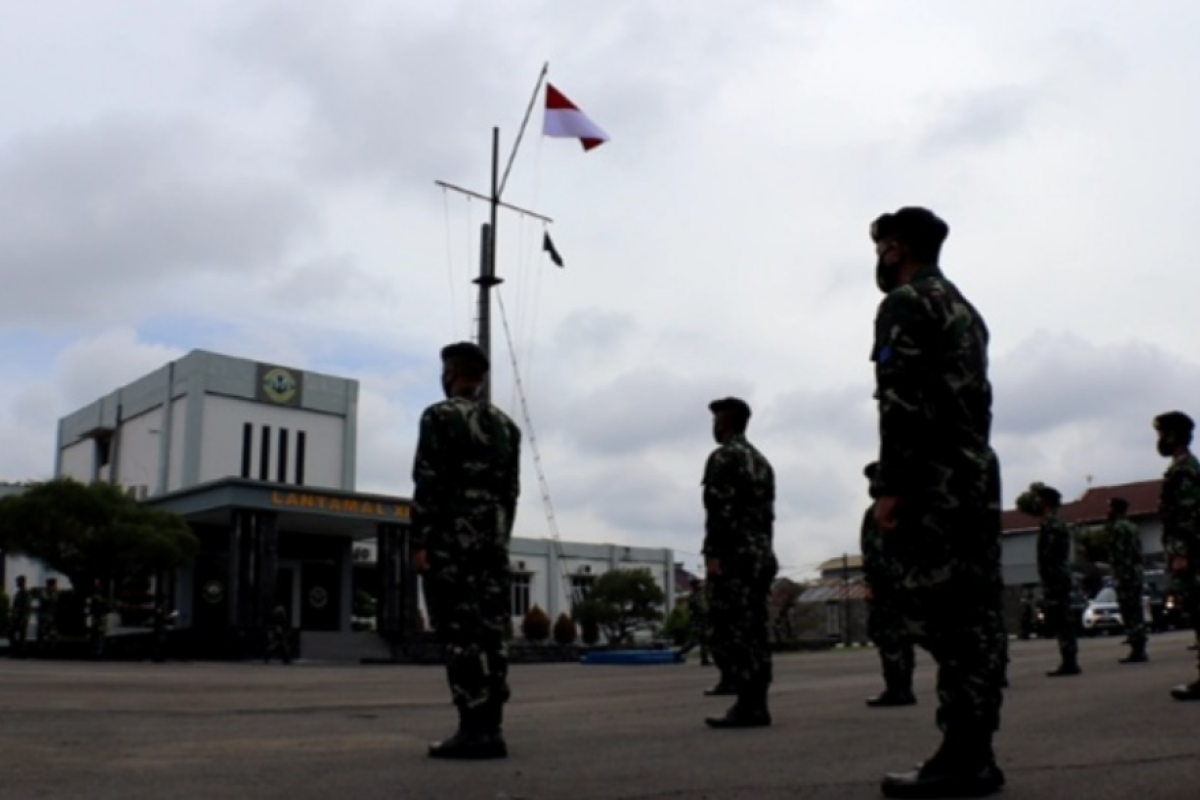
[543,83,609,151]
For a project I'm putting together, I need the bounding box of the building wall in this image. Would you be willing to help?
[115,406,164,495]
[200,395,346,490]
[167,397,188,492]
[59,440,94,483]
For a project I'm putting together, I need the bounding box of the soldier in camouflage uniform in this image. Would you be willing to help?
[701,397,778,729]
[87,581,108,660]
[9,575,31,657]
[1106,496,1148,663]
[861,462,917,707]
[1019,483,1080,677]
[37,578,58,654]
[679,579,712,666]
[412,341,521,758]
[869,207,1007,798]
[263,604,292,665]
[1152,411,1200,700]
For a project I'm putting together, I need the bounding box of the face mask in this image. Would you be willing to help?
[875,254,898,293]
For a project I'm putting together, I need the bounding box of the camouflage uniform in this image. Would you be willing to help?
[37,582,58,652]
[264,605,291,664]
[1036,513,1078,667]
[87,589,108,659]
[682,584,712,665]
[413,388,521,743]
[9,579,31,656]
[1160,450,1200,679]
[862,500,918,701]
[702,431,778,717]
[1107,515,1146,653]
[872,265,1005,744]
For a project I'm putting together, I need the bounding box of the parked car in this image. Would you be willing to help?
[1082,587,1123,636]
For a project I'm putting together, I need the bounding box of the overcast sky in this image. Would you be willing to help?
[3,1,1199,579]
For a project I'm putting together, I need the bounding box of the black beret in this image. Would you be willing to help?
[440,341,489,370]
[1154,411,1194,436]
[1033,482,1062,505]
[708,397,752,419]
[1109,497,1129,513]
[864,461,879,480]
[870,206,949,246]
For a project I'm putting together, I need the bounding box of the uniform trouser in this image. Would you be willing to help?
[1115,584,1147,648]
[1175,569,1200,676]
[890,506,1005,733]
[9,614,28,652]
[868,588,915,690]
[1043,590,1078,660]
[423,555,511,712]
[708,553,778,689]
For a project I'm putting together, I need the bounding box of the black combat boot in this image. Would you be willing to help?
[881,726,1005,798]
[703,678,737,696]
[427,704,506,759]
[1046,653,1081,677]
[1170,679,1200,701]
[705,681,771,728]
[867,663,917,707]
[1119,641,1148,664]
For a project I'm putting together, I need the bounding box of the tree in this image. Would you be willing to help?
[572,568,665,645]
[552,612,577,645]
[0,478,198,594]
[521,604,551,642]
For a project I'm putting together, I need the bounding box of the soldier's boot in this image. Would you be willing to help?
[703,672,737,696]
[1169,677,1200,701]
[428,704,506,759]
[867,660,917,707]
[1119,640,1149,664]
[881,726,1005,798]
[705,681,770,728]
[1046,652,1081,677]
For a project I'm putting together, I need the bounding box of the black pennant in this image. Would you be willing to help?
[543,231,564,268]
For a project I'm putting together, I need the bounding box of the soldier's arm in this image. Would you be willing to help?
[410,407,446,551]
[507,421,522,522]
[702,448,740,560]
[872,288,935,498]
[1161,469,1189,560]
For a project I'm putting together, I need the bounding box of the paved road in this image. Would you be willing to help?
[2,632,1199,799]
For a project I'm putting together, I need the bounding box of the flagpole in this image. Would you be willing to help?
[474,127,502,403]
[498,61,549,198]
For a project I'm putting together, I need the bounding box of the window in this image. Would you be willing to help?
[570,574,596,601]
[95,434,113,468]
[277,428,289,483]
[259,426,271,480]
[825,601,842,638]
[295,430,307,486]
[511,574,531,617]
[240,423,253,478]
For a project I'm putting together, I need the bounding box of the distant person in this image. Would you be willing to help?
[700,397,777,729]
[860,461,916,707]
[9,575,31,657]
[87,581,108,659]
[412,341,521,759]
[37,578,58,654]
[1106,497,1148,663]
[263,604,292,665]
[678,579,712,666]
[1020,482,1080,677]
[1152,411,1200,700]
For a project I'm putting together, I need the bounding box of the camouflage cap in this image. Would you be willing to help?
[440,341,489,371]
[863,461,879,480]
[870,206,949,248]
[1016,481,1060,515]
[1153,410,1194,436]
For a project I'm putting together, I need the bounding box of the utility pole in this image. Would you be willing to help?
[842,552,850,646]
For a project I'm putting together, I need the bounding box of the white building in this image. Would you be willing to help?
[27,349,672,654]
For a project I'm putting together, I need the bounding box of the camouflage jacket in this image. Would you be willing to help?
[1106,517,1144,588]
[1036,514,1073,594]
[11,588,31,619]
[1159,452,1200,562]
[701,434,775,562]
[411,395,522,554]
[872,265,995,508]
[859,505,884,582]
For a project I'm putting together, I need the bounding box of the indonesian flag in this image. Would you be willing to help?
[543,83,609,151]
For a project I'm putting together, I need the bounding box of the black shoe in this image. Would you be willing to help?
[866,689,917,708]
[704,703,771,728]
[703,683,737,697]
[1170,681,1200,701]
[1119,650,1148,664]
[881,761,1005,798]
[427,729,508,759]
[1046,662,1081,677]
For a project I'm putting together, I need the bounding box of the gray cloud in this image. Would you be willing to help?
[919,85,1040,153]
[0,117,316,327]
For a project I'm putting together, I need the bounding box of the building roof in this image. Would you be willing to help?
[1002,478,1162,534]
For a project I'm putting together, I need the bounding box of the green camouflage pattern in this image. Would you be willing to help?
[1159,452,1200,670]
[702,433,777,689]
[861,505,915,691]
[872,263,1006,733]
[9,585,31,654]
[684,585,711,663]
[36,586,58,650]
[1107,517,1146,647]
[412,394,521,712]
[1036,514,1078,659]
